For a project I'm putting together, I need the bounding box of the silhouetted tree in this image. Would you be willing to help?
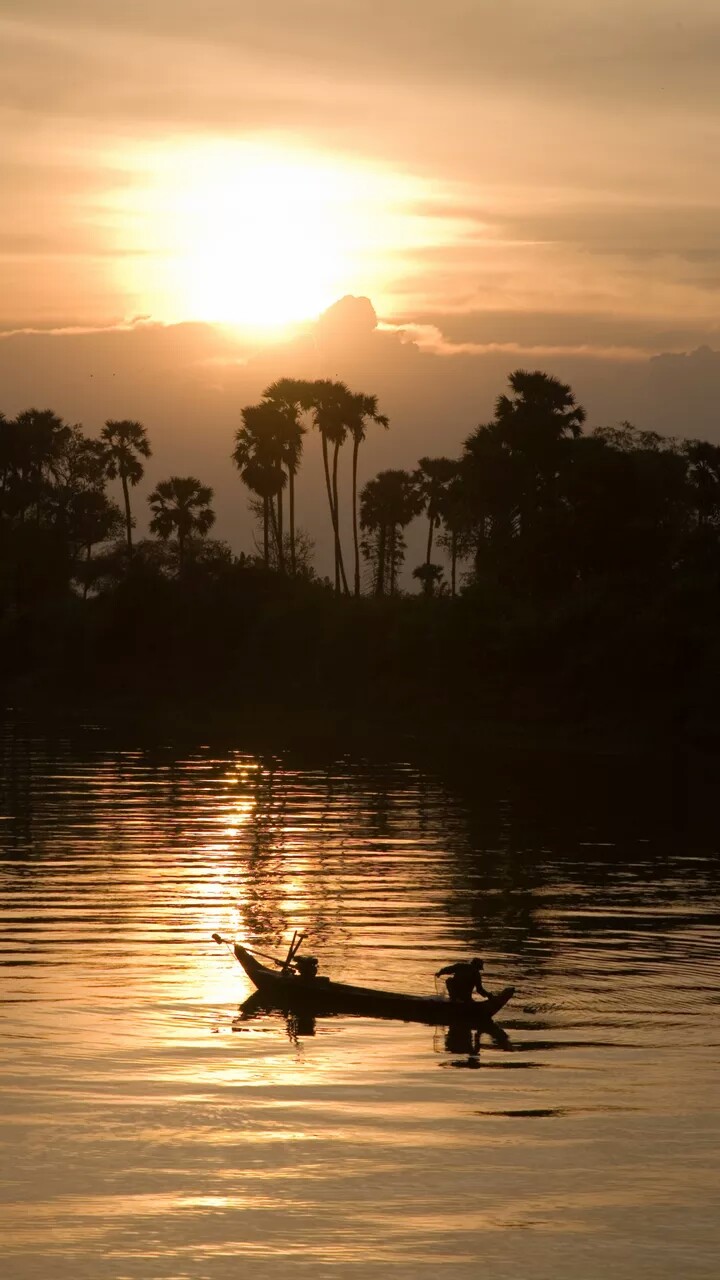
[412,562,445,597]
[262,379,311,575]
[578,424,688,582]
[684,439,720,528]
[360,469,422,595]
[100,419,152,559]
[437,470,475,596]
[0,409,71,524]
[414,456,458,575]
[148,476,215,575]
[346,392,389,595]
[70,489,125,598]
[233,404,287,569]
[461,370,587,591]
[50,427,110,541]
[249,497,317,578]
[0,410,112,607]
[496,368,586,448]
[306,379,352,593]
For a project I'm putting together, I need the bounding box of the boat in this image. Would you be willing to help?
[217,937,514,1029]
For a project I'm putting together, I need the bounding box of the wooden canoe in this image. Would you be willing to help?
[231,943,514,1028]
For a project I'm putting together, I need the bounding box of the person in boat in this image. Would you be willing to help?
[435,957,489,1002]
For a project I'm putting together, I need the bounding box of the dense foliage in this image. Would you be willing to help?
[3,370,720,742]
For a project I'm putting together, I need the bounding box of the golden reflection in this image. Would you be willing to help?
[1,748,463,1049]
[5,736,720,1280]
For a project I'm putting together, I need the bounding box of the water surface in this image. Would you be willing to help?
[1,731,719,1279]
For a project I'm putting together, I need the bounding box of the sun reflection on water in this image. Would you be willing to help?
[2,737,720,1280]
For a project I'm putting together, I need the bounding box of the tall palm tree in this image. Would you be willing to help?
[262,379,311,575]
[495,369,585,539]
[414,456,459,577]
[461,370,586,587]
[495,369,586,449]
[100,419,152,558]
[346,392,389,595]
[244,458,287,567]
[436,471,473,597]
[147,476,215,575]
[233,404,286,568]
[307,379,352,593]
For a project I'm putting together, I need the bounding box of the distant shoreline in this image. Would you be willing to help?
[0,674,694,759]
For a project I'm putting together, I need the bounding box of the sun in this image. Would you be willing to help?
[161,144,354,328]
[111,138,459,332]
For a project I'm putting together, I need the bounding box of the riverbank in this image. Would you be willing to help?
[2,564,718,764]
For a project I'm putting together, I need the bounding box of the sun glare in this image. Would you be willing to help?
[112,139,460,332]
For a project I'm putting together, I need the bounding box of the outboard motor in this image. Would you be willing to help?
[294,955,319,979]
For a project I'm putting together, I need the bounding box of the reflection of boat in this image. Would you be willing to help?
[233,992,318,1041]
[227,940,514,1029]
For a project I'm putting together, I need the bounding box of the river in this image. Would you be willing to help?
[1,728,718,1279]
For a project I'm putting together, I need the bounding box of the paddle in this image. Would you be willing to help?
[211,934,288,968]
[288,932,306,964]
[281,931,298,971]
[279,930,307,971]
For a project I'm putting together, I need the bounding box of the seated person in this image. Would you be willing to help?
[294,955,319,979]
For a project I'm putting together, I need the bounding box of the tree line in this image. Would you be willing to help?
[3,368,720,616]
[236,368,720,600]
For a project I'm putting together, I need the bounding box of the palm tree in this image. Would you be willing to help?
[360,469,423,595]
[307,379,352,593]
[100,419,152,558]
[495,369,586,449]
[495,370,585,539]
[3,409,71,524]
[436,471,474,596]
[412,562,444,597]
[233,404,286,568]
[414,456,459,575]
[262,379,311,575]
[684,439,720,528]
[147,476,215,574]
[346,392,389,595]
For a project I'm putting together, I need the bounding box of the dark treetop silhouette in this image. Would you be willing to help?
[2,368,720,744]
[100,419,152,559]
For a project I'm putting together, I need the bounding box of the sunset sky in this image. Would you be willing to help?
[3,1,720,561]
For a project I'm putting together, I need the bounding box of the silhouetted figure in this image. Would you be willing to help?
[435,957,489,1002]
[294,955,319,979]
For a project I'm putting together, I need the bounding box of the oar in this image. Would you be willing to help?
[282,930,298,971]
[288,931,306,964]
[281,930,307,971]
[211,934,287,967]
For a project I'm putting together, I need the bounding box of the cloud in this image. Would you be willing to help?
[389,322,648,362]
[10,2,720,111]
[314,295,379,343]
[646,346,720,436]
[2,1,719,405]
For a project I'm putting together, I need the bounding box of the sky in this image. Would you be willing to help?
[2,1,720,569]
